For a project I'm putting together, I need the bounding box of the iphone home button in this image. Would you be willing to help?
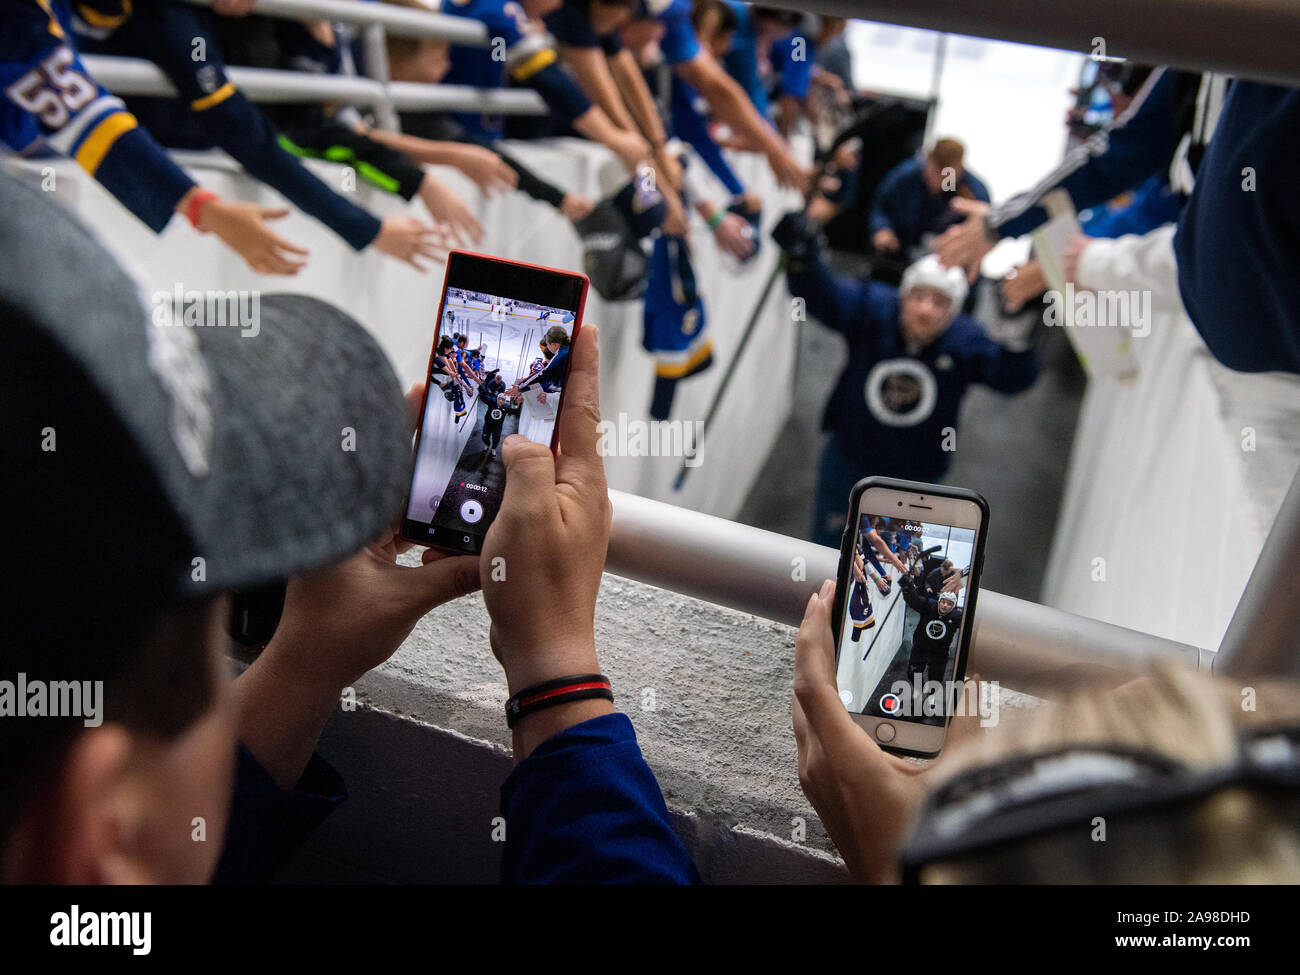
[875,722,897,743]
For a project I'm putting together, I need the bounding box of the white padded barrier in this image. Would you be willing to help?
[6,139,802,519]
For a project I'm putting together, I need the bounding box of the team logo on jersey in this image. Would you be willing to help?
[682,308,701,336]
[926,619,948,641]
[490,408,503,421]
[864,358,938,427]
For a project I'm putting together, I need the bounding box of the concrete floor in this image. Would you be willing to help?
[736,253,1088,603]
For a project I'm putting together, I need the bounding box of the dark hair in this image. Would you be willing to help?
[543,325,570,347]
[0,309,219,845]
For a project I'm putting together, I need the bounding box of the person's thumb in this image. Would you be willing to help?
[405,552,481,612]
[500,434,558,517]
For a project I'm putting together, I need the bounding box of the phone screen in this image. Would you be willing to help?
[836,510,978,726]
[401,252,587,553]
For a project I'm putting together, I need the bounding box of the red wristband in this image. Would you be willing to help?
[186,189,218,232]
[505,674,613,729]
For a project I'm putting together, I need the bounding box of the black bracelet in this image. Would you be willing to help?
[505,674,613,729]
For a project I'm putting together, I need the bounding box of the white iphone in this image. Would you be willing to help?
[830,476,989,758]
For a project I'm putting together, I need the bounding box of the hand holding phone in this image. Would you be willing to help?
[793,580,928,884]
[829,477,989,758]
[478,326,617,758]
[402,252,589,555]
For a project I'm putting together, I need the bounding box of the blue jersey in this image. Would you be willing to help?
[769,31,812,100]
[443,0,588,139]
[722,1,767,115]
[786,249,1040,482]
[1,0,194,231]
[654,0,700,66]
[548,0,697,65]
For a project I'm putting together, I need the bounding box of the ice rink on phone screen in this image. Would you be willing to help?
[837,513,975,725]
[406,290,575,533]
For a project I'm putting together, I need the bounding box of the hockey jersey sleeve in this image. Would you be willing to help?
[485,0,592,122]
[990,66,1182,240]
[671,80,744,196]
[1,2,194,232]
[952,319,1040,395]
[784,244,895,346]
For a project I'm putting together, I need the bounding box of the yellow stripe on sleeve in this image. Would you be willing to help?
[191,81,236,112]
[510,48,557,82]
[74,111,137,175]
[76,0,132,29]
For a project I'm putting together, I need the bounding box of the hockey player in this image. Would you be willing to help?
[847,542,891,644]
[898,574,962,686]
[512,326,571,405]
[773,214,1041,546]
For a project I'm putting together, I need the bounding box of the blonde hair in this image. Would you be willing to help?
[919,665,1300,883]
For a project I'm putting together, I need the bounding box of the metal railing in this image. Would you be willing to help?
[781,0,1300,88]
[81,0,547,128]
[83,55,547,118]
[606,491,1217,698]
[180,0,489,45]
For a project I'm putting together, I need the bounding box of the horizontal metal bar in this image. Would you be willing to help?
[387,81,547,116]
[179,0,490,46]
[606,489,1210,697]
[82,56,547,116]
[777,0,1300,88]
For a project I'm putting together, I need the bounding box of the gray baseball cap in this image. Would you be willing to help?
[0,171,412,607]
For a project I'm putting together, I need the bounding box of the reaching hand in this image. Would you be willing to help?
[873,227,900,254]
[560,193,595,223]
[768,143,812,195]
[931,198,994,280]
[419,173,483,245]
[372,215,454,271]
[1001,259,1048,312]
[450,145,518,195]
[793,580,928,883]
[198,197,308,276]
[713,212,756,260]
[611,129,653,174]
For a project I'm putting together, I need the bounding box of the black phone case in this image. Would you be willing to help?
[829,476,990,758]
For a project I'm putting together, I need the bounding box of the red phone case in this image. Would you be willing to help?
[403,251,589,552]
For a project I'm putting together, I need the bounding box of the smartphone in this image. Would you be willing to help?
[830,476,989,758]
[400,251,588,555]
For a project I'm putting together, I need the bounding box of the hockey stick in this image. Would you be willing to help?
[672,101,887,491]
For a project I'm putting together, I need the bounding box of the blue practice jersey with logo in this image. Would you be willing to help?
[1,0,195,231]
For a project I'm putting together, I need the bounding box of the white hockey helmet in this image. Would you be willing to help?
[900,254,968,318]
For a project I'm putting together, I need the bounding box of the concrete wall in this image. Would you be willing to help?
[276,570,852,884]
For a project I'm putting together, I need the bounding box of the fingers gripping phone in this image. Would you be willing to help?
[830,477,989,758]
[401,251,589,555]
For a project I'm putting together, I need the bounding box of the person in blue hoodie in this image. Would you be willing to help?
[773,213,1041,547]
